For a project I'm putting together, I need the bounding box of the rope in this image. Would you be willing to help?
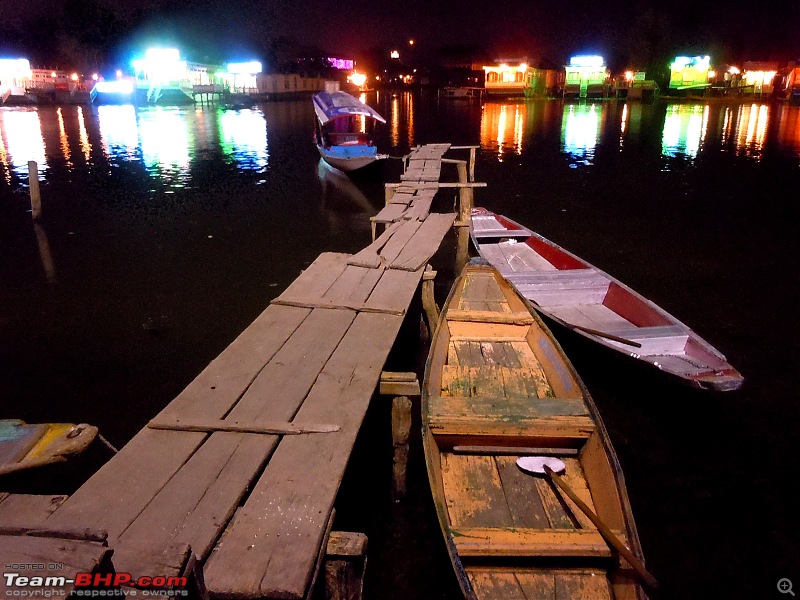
[97,433,119,454]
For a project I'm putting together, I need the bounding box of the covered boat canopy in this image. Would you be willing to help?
[313,91,386,125]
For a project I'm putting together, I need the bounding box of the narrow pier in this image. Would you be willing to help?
[1,144,484,600]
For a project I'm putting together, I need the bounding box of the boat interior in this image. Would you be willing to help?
[317,115,374,148]
[424,266,643,599]
[474,217,731,377]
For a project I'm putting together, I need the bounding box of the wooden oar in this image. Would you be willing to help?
[542,464,659,591]
[572,324,642,348]
[516,457,658,591]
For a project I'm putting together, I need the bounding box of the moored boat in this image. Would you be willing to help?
[423,261,648,600]
[312,90,388,172]
[470,207,743,392]
[0,419,98,476]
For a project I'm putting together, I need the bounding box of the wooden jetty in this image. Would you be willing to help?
[0,144,482,600]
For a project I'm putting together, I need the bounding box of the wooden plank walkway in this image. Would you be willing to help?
[4,144,462,600]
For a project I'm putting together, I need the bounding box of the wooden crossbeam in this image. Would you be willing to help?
[271,298,405,316]
[147,418,341,436]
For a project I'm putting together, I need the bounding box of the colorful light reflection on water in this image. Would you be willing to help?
[0,105,269,192]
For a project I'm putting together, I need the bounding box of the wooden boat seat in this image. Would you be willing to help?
[508,269,611,307]
[427,394,595,441]
[603,325,689,354]
[467,567,613,600]
[451,527,622,559]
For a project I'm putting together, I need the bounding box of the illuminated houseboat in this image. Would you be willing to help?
[669,55,712,92]
[563,55,611,99]
[132,48,196,105]
[482,59,559,97]
[90,79,136,105]
[741,62,778,96]
[0,58,33,105]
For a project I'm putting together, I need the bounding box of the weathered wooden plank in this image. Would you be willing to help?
[440,365,472,396]
[147,418,340,435]
[429,395,590,421]
[387,191,415,205]
[440,453,513,528]
[279,253,352,300]
[388,213,456,271]
[119,308,356,561]
[493,455,551,528]
[554,570,613,599]
[363,268,425,314]
[376,219,423,265]
[535,478,576,529]
[452,341,485,367]
[467,571,529,600]
[0,534,112,595]
[0,494,67,527]
[323,265,385,305]
[452,446,579,457]
[446,310,534,325]
[447,321,529,341]
[403,193,435,221]
[450,527,616,558]
[469,365,505,397]
[507,343,554,398]
[347,220,404,268]
[559,458,598,530]
[204,312,403,600]
[271,298,404,316]
[371,203,408,224]
[45,303,312,538]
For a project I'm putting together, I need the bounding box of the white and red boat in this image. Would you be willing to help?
[470,207,743,392]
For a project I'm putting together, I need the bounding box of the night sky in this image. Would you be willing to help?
[3,0,800,71]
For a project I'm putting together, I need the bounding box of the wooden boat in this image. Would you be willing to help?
[470,207,743,392]
[0,419,98,476]
[423,261,647,600]
[312,91,388,172]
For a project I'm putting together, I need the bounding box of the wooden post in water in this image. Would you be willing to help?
[421,266,439,338]
[34,224,56,283]
[28,161,42,221]
[324,532,368,600]
[391,396,412,500]
[469,147,476,182]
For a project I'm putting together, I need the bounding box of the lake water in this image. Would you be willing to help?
[1,95,799,599]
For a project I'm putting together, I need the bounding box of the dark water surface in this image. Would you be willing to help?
[2,95,799,599]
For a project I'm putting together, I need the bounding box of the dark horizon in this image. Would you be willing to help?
[3,0,800,73]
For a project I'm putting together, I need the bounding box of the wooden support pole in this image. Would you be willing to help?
[391,396,412,500]
[455,161,473,223]
[469,147,476,182]
[421,265,439,337]
[28,161,42,221]
[456,224,471,275]
[34,223,56,283]
[325,532,368,600]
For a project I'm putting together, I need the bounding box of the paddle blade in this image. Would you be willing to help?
[516,456,566,475]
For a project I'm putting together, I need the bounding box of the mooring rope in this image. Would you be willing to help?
[97,433,119,454]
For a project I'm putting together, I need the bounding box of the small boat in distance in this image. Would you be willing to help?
[423,261,648,599]
[0,419,98,476]
[470,207,743,391]
[313,91,388,173]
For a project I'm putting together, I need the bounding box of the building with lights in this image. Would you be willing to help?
[0,58,33,104]
[563,55,611,99]
[482,59,560,97]
[742,62,778,96]
[668,56,712,91]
